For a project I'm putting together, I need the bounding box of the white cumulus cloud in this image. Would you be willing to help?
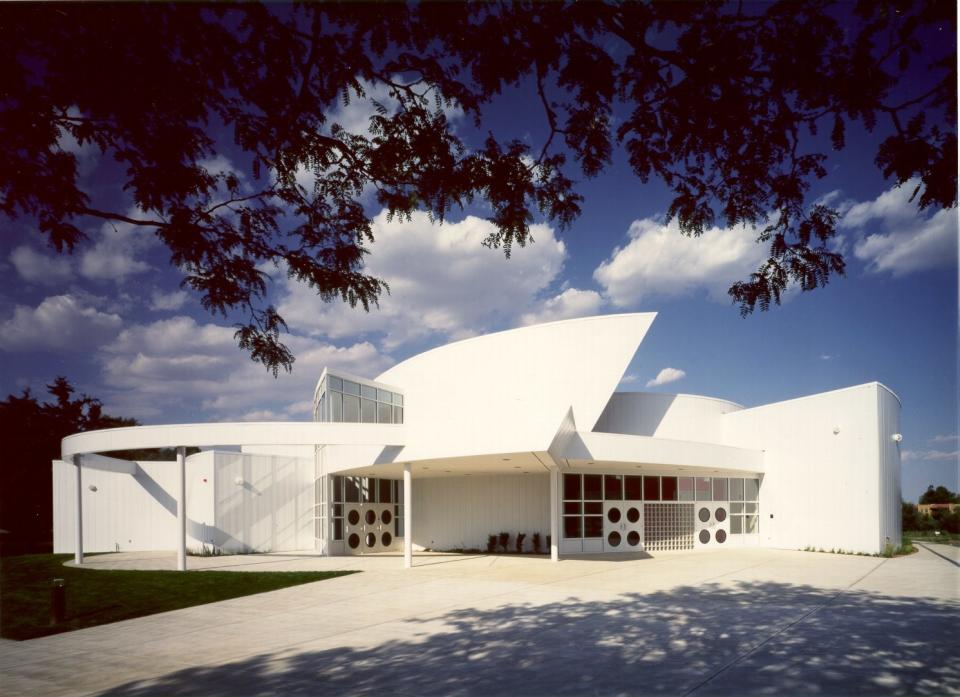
[0,294,123,352]
[79,213,156,282]
[149,290,189,312]
[594,218,767,306]
[646,367,686,388]
[843,180,958,277]
[9,246,73,284]
[520,287,604,326]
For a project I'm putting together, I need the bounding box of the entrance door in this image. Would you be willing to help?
[604,501,644,552]
[345,505,396,554]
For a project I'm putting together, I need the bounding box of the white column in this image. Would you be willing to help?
[176,446,186,571]
[73,455,83,565]
[403,463,412,569]
[550,467,559,562]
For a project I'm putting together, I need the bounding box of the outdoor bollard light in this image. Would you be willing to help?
[50,578,65,625]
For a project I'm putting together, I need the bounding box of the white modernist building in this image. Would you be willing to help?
[53,313,903,569]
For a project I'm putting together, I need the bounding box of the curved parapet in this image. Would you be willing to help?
[376,313,656,461]
[595,392,745,444]
[62,422,405,462]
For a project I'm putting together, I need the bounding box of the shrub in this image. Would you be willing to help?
[532,532,542,554]
[516,533,526,553]
[486,534,498,554]
[498,532,510,553]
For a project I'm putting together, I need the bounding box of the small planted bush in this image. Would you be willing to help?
[487,534,498,554]
[498,531,510,553]
[516,533,526,553]
[532,532,542,554]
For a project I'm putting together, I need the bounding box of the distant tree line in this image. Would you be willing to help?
[902,485,960,534]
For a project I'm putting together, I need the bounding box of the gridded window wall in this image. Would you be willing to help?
[314,373,404,424]
[728,477,760,535]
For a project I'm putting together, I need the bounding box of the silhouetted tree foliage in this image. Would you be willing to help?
[0,378,135,553]
[1,1,955,373]
[919,485,960,504]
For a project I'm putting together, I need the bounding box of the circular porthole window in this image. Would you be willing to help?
[347,510,360,526]
[698,507,711,523]
[381,510,392,525]
[607,507,622,523]
[365,532,376,548]
[607,531,622,547]
[348,533,360,549]
[715,507,727,522]
[365,509,377,525]
[715,529,727,543]
[699,529,710,545]
[627,507,640,523]
[381,532,392,546]
[627,530,640,547]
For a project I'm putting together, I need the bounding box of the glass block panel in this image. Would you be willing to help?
[563,474,582,500]
[745,515,759,533]
[343,394,360,422]
[584,516,603,538]
[377,401,393,424]
[360,398,377,423]
[584,501,602,515]
[377,389,392,403]
[328,376,343,391]
[344,477,360,503]
[695,477,713,501]
[393,393,404,406]
[729,477,744,501]
[661,476,678,501]
[563,516,582,539]
[625,475,643,500]
[643,503,695,551]
[643,476,660,501]
[713,477,728,501]
[583,474,603,500]
[330,392,343,422]
[378,478,393,503]
[604,475,623,501]
[678,477,695,501]
[730,515,743,534]
[745,478,759,501]
[563,501,581,515]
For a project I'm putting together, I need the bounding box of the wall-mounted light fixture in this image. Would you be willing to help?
[234,476,244,486]
[88,484,98,492]
[832,426,841,435]
[892,433,903,442]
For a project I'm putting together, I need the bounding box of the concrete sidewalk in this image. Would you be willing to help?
[1,546,957,696]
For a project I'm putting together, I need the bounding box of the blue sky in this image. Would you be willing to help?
[1,47,957,503]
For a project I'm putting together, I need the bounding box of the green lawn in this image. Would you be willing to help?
[903,531,960,547]
[0,554,357,640]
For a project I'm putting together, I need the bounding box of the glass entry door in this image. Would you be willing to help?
[603,501,644,552]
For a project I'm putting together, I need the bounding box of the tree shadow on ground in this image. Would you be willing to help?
[101,580,958,696]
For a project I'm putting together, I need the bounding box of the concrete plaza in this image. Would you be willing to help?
[1,545,957,696]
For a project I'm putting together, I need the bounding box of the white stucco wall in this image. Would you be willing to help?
[412,474,550,551]
[722,383,900,554]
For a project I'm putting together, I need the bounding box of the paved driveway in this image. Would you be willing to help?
[1,545,957,696]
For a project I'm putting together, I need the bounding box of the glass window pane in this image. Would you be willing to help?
[744,503,757,514]
[730,516,743,534]
[729,478,744,501]
[713,478,729,501]
[344,477,360,503]
[745,478,759,501]
[362,477,374,503]
[678,477,695,501]
[377,389,392,403]
[329,376,343,391]
[625,475,643,500]
[395,505,404,536]
[563,474,582,500]
[361,384,377,399]
[584,516,603,538]
[563,501,581,515]
[731,502,744,513]
[643,476,660,501]
[583,474,602,500]
[604,475,623,500]
[333,476,344,503]
[394,406,403,424]
[342,380,360,395]
[661,477,678,501]
[695,477,712,501]
[377,401,392,424]
[317,394,325,422]
[360,398,377,423]
[333,518,343,540]
[330,392,343,422]
[343,394,360,422]
[393,393,404,406]
[563,516,582,539]
[378,479,393,503]
[745,515,759,533]
[584,501,602,515]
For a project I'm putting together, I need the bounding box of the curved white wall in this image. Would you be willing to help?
[594,392,744,444]
[376,313,656,462]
